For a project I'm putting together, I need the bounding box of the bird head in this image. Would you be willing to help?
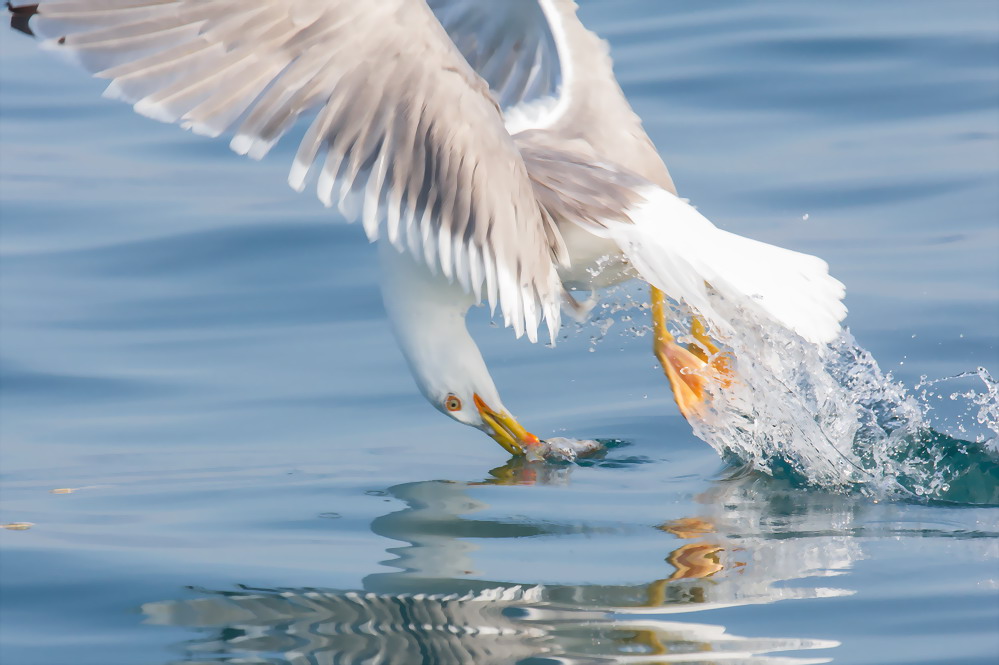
[376,240,541,457]
[429,384,540,456]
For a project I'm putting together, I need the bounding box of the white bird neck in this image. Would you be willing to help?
[376,240,504,413]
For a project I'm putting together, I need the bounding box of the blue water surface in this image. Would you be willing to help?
[1,2,997,664]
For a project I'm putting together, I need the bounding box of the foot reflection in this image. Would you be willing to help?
[144,461,856,664]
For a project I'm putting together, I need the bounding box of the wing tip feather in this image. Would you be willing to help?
[288,161,309,192]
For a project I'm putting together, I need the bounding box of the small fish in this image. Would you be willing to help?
[531,437,604,462]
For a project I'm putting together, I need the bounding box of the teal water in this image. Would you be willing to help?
[1,1,998,664]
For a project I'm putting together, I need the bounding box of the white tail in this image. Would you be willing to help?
[605,188,846,344]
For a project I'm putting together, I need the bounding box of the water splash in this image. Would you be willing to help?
[565,258,998,505]
[673,295,999,504]
[565,278,651,350]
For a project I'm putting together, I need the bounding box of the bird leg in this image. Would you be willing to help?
[651,286,732,419]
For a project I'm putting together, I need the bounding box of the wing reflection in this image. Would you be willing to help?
[144,461,857,664]
[144,584,837,664]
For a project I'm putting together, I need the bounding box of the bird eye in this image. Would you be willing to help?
[444,394,462,411]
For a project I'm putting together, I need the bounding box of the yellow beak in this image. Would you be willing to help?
[473,393,540,456]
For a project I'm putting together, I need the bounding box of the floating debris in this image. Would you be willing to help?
[2,522,34,531]
[48,485,105,494]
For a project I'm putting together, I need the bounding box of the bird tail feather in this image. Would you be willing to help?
[602,187,846,344]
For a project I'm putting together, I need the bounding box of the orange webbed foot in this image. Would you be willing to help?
[651,287,735,420]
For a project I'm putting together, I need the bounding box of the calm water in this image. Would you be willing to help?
[1,2,998,664]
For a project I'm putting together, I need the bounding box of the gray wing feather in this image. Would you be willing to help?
[30,0,562,341]
[427,0,561,111]
[516,130,646,234]
[430,0,675,191]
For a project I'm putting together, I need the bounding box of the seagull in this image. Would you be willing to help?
[11,0,846,456]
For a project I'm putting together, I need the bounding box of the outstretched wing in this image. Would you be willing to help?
[23,0,564,341]
[429,0,674,190]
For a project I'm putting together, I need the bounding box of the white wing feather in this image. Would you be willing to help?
[607,188,847,345]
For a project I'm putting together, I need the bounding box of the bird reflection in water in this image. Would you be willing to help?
[143,458,854,664]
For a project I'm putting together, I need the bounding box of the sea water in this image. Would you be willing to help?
[1,1,997,664]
